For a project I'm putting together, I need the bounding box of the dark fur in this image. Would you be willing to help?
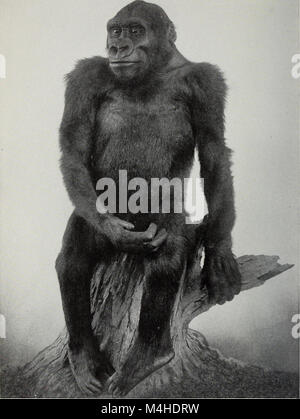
[56,0,241,396]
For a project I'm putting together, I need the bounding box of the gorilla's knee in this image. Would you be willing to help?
[56,247,97,288]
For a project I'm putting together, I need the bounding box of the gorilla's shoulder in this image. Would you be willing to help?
[185,62,227,98]
[65,56,112,95]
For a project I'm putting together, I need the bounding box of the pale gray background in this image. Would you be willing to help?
[0,0,299,373]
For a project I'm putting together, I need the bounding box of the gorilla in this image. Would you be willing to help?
[56,0,241,396]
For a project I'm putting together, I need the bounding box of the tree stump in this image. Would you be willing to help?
[15,249,298,398]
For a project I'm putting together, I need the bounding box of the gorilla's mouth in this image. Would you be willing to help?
[110,61,140,67]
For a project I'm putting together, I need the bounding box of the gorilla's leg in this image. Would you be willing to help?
[56,212,114,394]
[107,233,186,396]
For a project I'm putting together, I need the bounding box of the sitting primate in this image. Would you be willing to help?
[56,0,241,396]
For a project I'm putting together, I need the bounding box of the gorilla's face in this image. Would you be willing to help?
[107,17,153,81]
[106,1,174,82]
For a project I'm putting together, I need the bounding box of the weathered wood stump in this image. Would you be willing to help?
[17,250,297,398]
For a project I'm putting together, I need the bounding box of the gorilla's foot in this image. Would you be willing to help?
[107,337,175,397]
[68,339,114,395]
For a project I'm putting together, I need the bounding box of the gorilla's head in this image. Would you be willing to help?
[107,1,177,81]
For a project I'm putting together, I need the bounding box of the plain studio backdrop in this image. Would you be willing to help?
[0,0,299,374]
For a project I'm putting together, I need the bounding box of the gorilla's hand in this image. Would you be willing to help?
[202,245,241,305]
[101,216,167,254]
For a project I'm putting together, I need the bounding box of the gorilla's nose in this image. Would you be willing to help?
[117,45,130,59]
[109,40,133,60]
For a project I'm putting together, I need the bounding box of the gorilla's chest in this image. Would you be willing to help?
[95,89,194,179]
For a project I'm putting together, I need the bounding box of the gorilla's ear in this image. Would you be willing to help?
[167,22,177,43]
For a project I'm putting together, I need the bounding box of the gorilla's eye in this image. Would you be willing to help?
[110,27,122,37]
[129,25,145,36]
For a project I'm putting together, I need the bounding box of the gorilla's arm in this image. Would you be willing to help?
[189,63,241,303]
[59,69,101,230]
[199,139,235,248]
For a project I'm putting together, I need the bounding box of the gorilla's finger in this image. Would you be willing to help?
[145,223,158,240]
[233,283,242,295]
[217,297,227,305]
[146,228,168,249]
[209,293,218,305]
[234,270,242,286]
[221,258,234,280]
[107,378,114,393]
[81,385,95,395]
[212,282,224,302]
[229,270,242,293]
[223,288,235,301]
[86,380,102,392]
[222,262,241,293]
[207,283,219,304]
[228,258,239,275]
[122,229,154,246]
[231,259,241,277]
[218,277,235,299]
[227,293,235,301]
[85,384,100,394]
[89,377,103,389]
[117,219,135,230]
[113,387,122,397]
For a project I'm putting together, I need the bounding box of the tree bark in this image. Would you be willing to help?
[16,250,298,398]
